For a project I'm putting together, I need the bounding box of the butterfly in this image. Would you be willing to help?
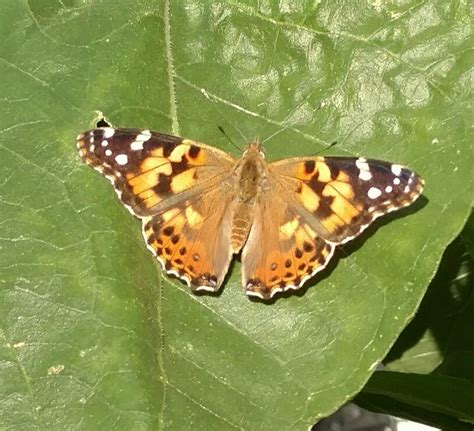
[77,127,424,300]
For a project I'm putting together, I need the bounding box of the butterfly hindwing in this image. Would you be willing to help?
[142,186,236,292]
[77,127,235,217]
[242,188,335,299]
[271,156,424,244]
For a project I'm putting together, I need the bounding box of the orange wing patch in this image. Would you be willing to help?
[293,159,363,235]
[142,207,217,288]
[241,191,336,300]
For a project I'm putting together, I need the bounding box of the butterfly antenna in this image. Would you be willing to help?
[261,97,325,145]
[317,140,338,153]
[200,88,248,150]
[262,100,340,156]
[218,126,243,153]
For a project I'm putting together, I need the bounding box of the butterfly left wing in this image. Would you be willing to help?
[76,127,235,217]
[242,156,424,299]
[77,127,238,292]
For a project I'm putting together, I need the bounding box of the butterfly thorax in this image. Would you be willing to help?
[230,142,269,252]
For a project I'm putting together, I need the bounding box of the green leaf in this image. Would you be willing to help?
[1,1,472,429]
[355,371,474,430]
[462,210,474,259]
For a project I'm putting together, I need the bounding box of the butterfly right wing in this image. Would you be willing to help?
[241,155,424,299]
[271,156,424,244]
[241,178,335,300]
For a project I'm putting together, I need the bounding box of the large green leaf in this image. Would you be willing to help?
[1,1,472,429]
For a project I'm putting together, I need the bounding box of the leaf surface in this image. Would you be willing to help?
[0,1,472,429]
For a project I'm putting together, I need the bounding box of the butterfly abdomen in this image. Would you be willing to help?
[230,146,269,252]
[231,202,254,252]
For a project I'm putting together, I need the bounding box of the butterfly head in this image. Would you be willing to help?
[243,139,265,159]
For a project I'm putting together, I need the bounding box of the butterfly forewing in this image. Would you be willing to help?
[77,128,234,217]
[271,156,424,244]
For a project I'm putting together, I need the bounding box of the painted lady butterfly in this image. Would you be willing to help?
[77,127,424,300]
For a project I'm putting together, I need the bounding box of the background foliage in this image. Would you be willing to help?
[355,215,474,430]
[1,1,472,429]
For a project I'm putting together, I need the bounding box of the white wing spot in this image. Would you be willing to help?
[359,169,372,181]
[368,187,382,199]
[131,140,144,151]
[356,158,372,181]
[88,136,94,144]
[195,285,217,293]
[393,177,401,185]
[115,154,128,165]
[391,164,402,176]
[89,144,95,152]
[102,127,115,138]
[101,140,108,147]
[136,130,152,141]
[105,149,112,156]
[385,185,393,193]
